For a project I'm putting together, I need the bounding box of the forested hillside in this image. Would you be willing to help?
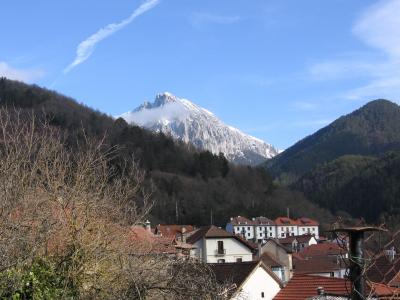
[0,78,333,226]
[294,152,400,225]
[265,99,400,184]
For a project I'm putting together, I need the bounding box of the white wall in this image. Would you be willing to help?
[255,225,277,240]
[277,225,298,238]
[233,266,281,300]
[233,225,255,240]
[298,226,319,238]
[205,238,253,263]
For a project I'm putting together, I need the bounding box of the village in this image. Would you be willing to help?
[132,216,400,300]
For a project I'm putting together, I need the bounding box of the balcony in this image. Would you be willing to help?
[214,249,226,256]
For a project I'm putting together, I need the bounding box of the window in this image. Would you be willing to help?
[217,241,224,254]
[259,227,262,230]
[270,226,272,230]
[217,259,225,263]
[236,257,242,263]
[281,233,285,237]
[270,233,273,237]
[247,233,250,237]
[247,226,250,230]
[259,233,262,237]
[261,292,265,298]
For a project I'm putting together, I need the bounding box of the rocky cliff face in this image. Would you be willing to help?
[120,92,278,165]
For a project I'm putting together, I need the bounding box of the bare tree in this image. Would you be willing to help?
[0,108,223,299]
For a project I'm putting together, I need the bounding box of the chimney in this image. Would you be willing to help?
[181,227,187,242]
[316,287,325,295]
[145,220,151,232]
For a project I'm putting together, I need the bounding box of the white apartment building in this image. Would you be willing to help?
[226,216,319,242]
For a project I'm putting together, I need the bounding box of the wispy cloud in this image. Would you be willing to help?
[190,12,241,29]
[64,0,160,73]
[0,62,45,82]
[308,0,400,101]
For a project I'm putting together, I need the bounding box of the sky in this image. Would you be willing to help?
[1,0,400,149]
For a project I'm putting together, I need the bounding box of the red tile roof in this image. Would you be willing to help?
[186,225,256,251]
[155,224,194,237]
[296,217,319,226]
[368,281,400,297]
[293,256,347,275]
[298,243,346,258]
[366,253,400,285]
[129,226,177,254]
[273,274,351,300]
[275,217,298,226]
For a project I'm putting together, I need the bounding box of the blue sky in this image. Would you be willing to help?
[1,0,400,149]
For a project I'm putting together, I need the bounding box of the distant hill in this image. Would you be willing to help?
[264,99,400,183]
[0,78,333,226]
[293,152,400,224]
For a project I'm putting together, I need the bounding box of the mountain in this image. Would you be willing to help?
[120,92,278,166]
[265,99,400,183]
[0,78,334,227]
[293,152,400,224]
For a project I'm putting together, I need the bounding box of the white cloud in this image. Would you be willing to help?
[0,62,45,82]
[308,0,400,101]
[190,13,241,28]
[353,0,400,59]
[119,102,189,127]
[64,0,160,73]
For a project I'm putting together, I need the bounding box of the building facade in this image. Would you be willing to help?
[187,225,255,263]
[226,216,319,242]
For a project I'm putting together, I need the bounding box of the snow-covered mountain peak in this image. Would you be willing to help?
[120,93,278,165]
[154,92,180,107]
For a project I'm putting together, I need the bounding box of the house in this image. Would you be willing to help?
[273,274,351,300]
[278,236,299,253]
[296,217,319,239]
[277,235,318,253]
[211,261,283,300]
[275,217,299,238]
[298,243,347,259]
[253,217,277,241]
[260,252,286,283]
[226,216,257,240]
[295,235,318,251]
[259,239,293,283]
[226,216,319,242]
[129,225,178,255]
[154,224,195,240]
[186,225,256,263]
[293,256,348,278]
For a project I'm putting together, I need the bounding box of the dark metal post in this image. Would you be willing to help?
[326,226,386,300]
[348,231,365,300]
